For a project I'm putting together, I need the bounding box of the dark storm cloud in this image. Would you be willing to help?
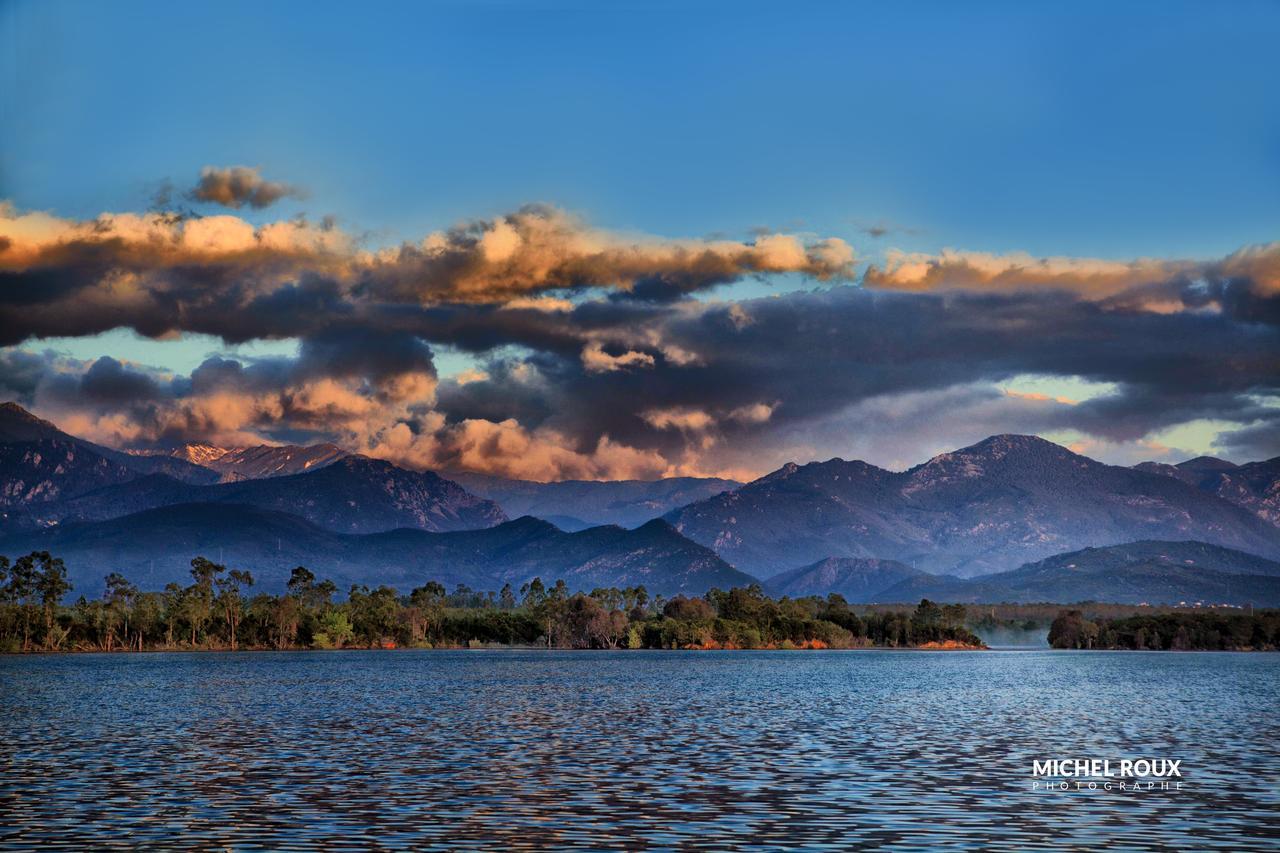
[2,197,1278,475]
[76,357,165,404]
[1216,416,1280,462]
[294,326,437,387]
[0,348,55,402]
[431,286,1280,458]
[0,244,350,347]
[0,242,117,308]
[3,277,1277,475]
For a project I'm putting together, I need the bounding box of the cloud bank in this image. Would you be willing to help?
[2,197,1277,478]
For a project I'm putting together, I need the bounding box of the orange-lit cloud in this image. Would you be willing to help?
[4,194,1279,478]
[864,242,1280,304]
[0,202,855,345]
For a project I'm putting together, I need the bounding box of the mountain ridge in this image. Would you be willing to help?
[764,556,924,602]
[667,434,1280,577]
[48,454,509,534]
[874,540,1280,606]
[0,402,219,487]
[1136,454,1280,527]
[0,502,753,597]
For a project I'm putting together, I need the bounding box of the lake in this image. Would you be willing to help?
[1,650,1277,850]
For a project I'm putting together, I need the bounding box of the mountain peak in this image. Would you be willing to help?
[499,515,561,535]
[910,434,1079,482]
[962,434,1066,455]
[0,401,37,418]
[0,402,64,442]
[635,517,679,535]
[163,441,352,481]
[764,555,924,601]
[761,461,802,481]
[168,443,233,467]
[1177,455,1237,471]
[759,457,890,485]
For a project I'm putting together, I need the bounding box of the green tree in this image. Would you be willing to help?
[103,572,137,652]
[1048,610,1092,649]
[34,553,71,650]
[131,591,164,651]
[941,603,967,631]
[216,569,254,650]
[348,585,401,645]
[271,593,301,649]
[521,577,547,609]
[409,581,446,643]
[186,557,225,646]
[5,553,38,651]
[287,566,316,597]
[314,611,354,649]
[161,583,184,648]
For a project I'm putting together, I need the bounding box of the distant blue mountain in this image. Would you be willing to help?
[874,540,1280,607]
[50,455,508,534]
[0,503,753,597]
[1136,454,1280,528]
[764,557,924,602]
[668,435,1280,577]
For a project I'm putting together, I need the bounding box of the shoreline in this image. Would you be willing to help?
[12,640,1280,653]
[4,642,995,655]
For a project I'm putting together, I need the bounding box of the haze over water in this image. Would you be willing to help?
[2,650,1277,850]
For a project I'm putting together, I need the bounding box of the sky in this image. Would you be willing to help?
[1,0,1278,479]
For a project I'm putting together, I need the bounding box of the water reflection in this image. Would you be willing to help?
[1,650,1277,849]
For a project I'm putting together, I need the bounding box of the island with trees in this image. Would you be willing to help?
[3,550,1276,653]
[0,551,984,652]
[1048,608,1279,651]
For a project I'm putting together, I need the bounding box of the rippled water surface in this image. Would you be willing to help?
[2,650,1278,850]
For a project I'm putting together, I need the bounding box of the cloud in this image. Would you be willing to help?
[7,263,1278,475]
[3,193,1279,476]
[728,402,776,423]
[363,205,856,305]
[0,202,854,346]
[581,342,656,373]
[189,166,304,209]
[1215,414,1280,461]
[366,417,670,482]
[641,407,715,432]
[864,243,1280,306]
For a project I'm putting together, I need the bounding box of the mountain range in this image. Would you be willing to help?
[0,404,216,530]
[0,402,219,489]
[667,435,1280,577]
[48,455,508,534]
[0,503,752,596]
[1135,455,1280,527]
[866,540,1280,607]
[4,401,1280,603]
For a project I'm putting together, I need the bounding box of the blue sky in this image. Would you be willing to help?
[5,0,1278,258]
[2,0,1278,475]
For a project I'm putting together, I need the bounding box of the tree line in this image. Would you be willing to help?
[1048,608,1280,651]
[0,552,985,652]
